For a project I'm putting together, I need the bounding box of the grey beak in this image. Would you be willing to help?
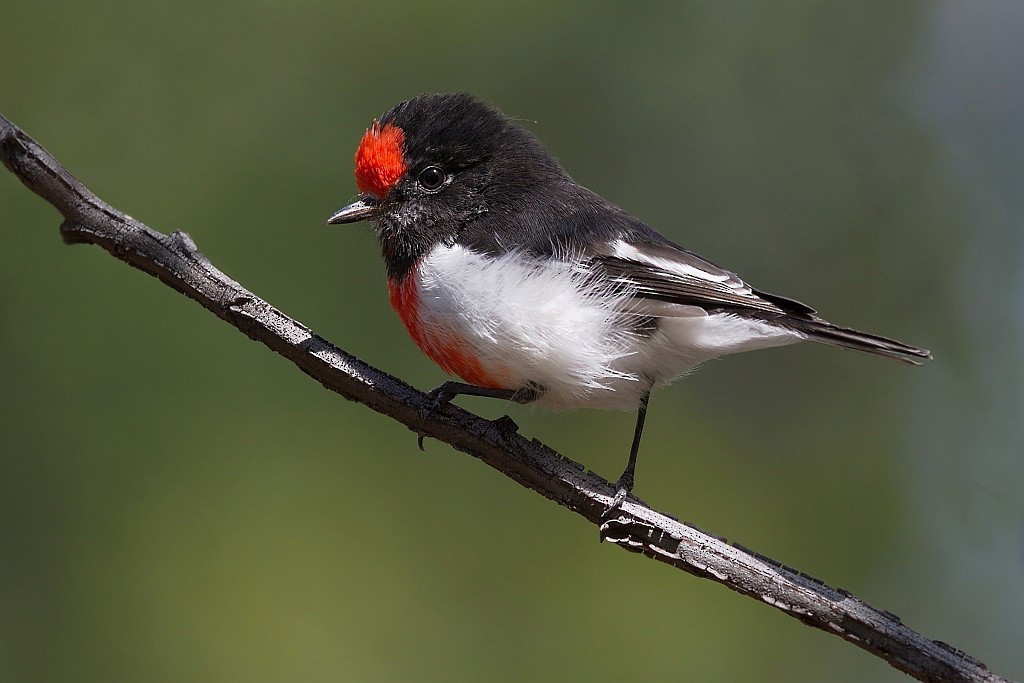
[327,194,378,224]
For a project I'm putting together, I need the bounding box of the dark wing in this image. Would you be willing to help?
[591,238,817,319]
[591,237,932,365]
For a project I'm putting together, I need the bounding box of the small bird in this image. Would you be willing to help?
[328,92,931,512]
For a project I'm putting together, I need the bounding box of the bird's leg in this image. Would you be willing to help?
[424,381,541,415]
[604,390,651,517]
[417,381,542,449]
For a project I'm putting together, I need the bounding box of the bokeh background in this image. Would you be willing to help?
[2,2,1022,681]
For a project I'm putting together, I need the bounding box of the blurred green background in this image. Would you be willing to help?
[2,2,1022,681]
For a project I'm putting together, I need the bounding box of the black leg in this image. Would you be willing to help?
[604,390,650,517]
[421,381,541,420]
[417,381,542,450]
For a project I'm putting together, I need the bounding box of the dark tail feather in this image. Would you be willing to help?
[788,319,933,365]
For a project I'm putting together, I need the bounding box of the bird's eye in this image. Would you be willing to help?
[418,166,446,191]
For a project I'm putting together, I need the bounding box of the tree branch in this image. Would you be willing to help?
[0,114,1010,683]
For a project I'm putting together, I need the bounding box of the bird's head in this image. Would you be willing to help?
[327,93,567,275]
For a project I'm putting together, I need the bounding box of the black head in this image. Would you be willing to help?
[327,93,571,278]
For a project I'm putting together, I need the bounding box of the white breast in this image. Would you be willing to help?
[412,244,801,410]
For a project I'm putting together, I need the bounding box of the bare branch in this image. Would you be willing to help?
[0,114,1010,683]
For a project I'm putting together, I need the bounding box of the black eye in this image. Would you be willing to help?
[418,165,446,191]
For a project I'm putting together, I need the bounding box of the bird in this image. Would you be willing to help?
[327,92,931,513]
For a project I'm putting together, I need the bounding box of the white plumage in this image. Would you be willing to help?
[414,243,802,411]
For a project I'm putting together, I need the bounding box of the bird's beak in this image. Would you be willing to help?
[326,194,378,224]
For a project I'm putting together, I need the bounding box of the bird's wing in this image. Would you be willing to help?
[590,237,932,364]
[591,238,816,319]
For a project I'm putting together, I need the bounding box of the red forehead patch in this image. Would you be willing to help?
[354,121,407,198]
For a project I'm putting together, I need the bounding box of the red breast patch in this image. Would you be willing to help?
[388,270,508,389]
[355,121,407,198]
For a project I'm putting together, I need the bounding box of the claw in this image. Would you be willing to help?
[601,484,630,520]
[419,384,455,422]
[416,385,458,451]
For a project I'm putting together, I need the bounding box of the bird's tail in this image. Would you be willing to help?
[787,319,932,365]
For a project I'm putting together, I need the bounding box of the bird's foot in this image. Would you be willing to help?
[417,381,539,449]
[601,473,635,520]
[599,476,636,543]
[415,384,460,451]
[420,383,458,422]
